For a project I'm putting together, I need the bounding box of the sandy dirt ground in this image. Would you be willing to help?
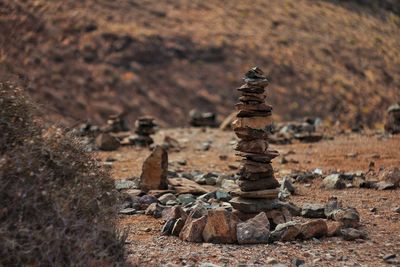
[97,128,400,266]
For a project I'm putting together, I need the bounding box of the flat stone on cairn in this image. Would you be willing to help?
[230,67,280,213]
[130,117,156,146]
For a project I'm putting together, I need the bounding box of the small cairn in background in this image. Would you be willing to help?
[385,103,400,134]
[130,117,157,147]
[189,109,218,127]
[105,112,130,133]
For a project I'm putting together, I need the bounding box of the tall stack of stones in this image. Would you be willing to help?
[131,117,156,146]
[230,67,281,213]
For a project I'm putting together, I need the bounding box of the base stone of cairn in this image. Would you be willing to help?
[230,67,282,215]
[130,117,156,146]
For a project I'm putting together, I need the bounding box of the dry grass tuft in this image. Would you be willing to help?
[0,82,128,266]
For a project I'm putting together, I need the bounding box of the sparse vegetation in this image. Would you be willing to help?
[0,83,127,266]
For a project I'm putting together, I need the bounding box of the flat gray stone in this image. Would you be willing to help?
[237,212,270,244]
[118,208,136,215]
[230,197,284,213]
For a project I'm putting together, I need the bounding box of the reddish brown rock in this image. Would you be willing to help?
[271,221,301,242]
[327,221,343,237]
[235,139,269,154]
[162,205,187,222]
[139,145,168,191]
[299,219,328,239]
[232,189,279,199]
[202,208,239,244]
[95,133,120,151]
[240,160,273,174]
[167,177,210,194]
[233,127,270,140]
[235,102,273,117]
[179,215,207,243]
[233,117,272,130]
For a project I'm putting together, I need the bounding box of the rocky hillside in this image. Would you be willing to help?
[1,0,399,127]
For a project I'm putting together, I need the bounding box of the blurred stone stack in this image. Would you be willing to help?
[189,109,218,127]
[230,67,281,213]
[131,117,156,146]
[385,103,400,134]
[105,113,129,133]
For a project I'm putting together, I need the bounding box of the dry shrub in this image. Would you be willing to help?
[0,82,128,266]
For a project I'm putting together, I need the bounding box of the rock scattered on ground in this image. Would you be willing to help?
[95,133,120,151]
[139,145,168,191]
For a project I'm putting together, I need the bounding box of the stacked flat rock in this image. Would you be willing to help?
[230,67,280,213]
[131,117,156,146]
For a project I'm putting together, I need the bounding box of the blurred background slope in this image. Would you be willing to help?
[1,0,399,127]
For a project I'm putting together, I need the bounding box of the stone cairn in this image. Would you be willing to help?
[230,67,281,214]
[131,116,156,146]
[385,103,400,134]
[105,112,129,133]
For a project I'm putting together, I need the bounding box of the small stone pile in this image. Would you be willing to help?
[385,103,400,134]
[105,113,129,132]
[189,109,218,127]
[131,117,156,146]
[230,67,281,213]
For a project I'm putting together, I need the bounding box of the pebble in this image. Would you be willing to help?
[200,263,221,267]
[177,159,187,166]
[266,257,278,264]
[383,254,396,261]
[291,258,305,266]
[219,155,228,160]
[118,208,136,215]
[200,141,212,151]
